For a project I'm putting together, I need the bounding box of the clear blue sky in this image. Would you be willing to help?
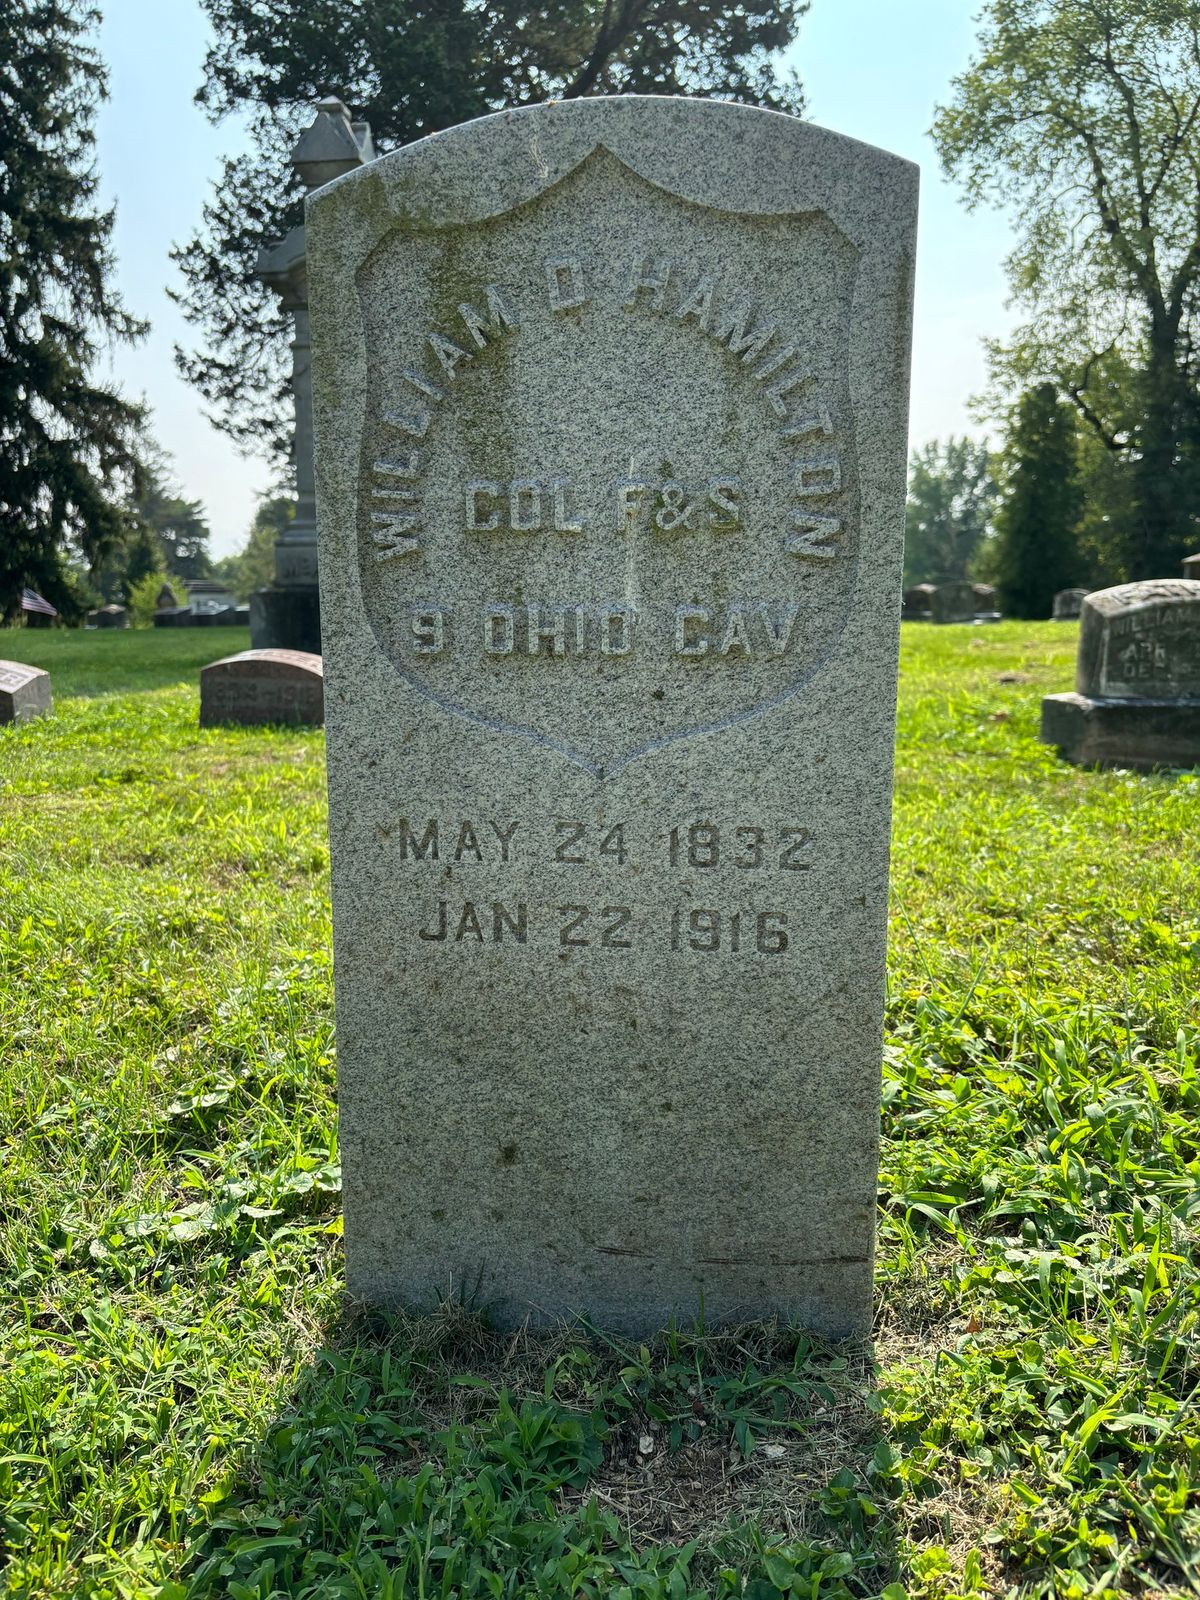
[95,0,1014,560]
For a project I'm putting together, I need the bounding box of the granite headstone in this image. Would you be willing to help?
[931,580,977,624]
[199,648,324,727]
[1041,580,1200,769]
[90,604,129,629]
[1053,587,1088,620]
[1182,554,1200,582]
[309,97,917,1336]
[0,661,52,724]
[902,583,935,621]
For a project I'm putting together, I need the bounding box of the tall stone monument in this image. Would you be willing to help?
[309,98,917,1336]
[1041,580,1200,769]
[251,98,375,653]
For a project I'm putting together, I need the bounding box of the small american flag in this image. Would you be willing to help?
[20,588,57,617]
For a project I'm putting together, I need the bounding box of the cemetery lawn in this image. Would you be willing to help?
[1,622,1198,1600]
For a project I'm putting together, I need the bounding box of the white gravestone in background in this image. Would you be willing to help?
[309,98,917,1336]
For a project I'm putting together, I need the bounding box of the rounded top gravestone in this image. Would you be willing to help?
[199,648,324,727]
[1077,580,1200,701]
[312,98,905,777]
[931,580,977,624]
[308,97,917,1336]
[1053,586,1089,620]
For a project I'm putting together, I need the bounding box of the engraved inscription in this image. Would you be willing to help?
[1100,606,1200,698]
[389,812,812,959]
[414,899,790,955]
[354,148,861,773]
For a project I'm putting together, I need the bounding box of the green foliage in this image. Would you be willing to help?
[0,0,148,622]
[214,494,293,600]
[133,447,213,581]
[1,624,1199,1597]
[90,443,213,604]
[172,0,809,468]
[126,569,187,627]
[990,384,1083,618]
[932,0,1200,577]
[1070,424,1138,588]
[903,437,998,587]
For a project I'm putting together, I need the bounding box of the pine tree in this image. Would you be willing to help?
[0,0,147,622]
[992,384,1083,619]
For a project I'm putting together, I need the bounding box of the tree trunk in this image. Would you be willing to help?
[1127,341,1194,579]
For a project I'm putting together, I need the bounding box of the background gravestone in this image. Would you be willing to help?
[931,580,977,624]
[1053,586,1088,620]
[309,97,917,1336]
[89,604,128,629]
[902,583,935,621]
[199,649,324,727]
[0,661,51,724]
[1041,580,1200,769]
[1183,554,1200,581]
[972,582,1000,620]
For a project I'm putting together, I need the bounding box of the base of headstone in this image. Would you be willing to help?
[199,648,324,727]
[1041,691,1200,771]
[0,661,52,724]
[249,587,322,654]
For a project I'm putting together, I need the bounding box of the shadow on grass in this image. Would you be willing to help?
[172,1302,901,1599]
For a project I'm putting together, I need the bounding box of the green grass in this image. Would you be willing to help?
[1,621,1197,1600]
[0,625,253,698]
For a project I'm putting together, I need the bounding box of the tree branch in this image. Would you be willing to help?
[562,0,655,99]
[1066,348,1126,452]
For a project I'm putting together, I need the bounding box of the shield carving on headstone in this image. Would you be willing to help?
[353,146,861,777]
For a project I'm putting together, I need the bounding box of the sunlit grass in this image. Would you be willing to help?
[0,622,1197,1599]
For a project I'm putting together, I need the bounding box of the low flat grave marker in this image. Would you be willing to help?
[0,661,51,725]
[309,96,917,1335]
[1041,580,1200,769]
[199,648,323,727]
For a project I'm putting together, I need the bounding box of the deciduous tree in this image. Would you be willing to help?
[932,0,1200,579]
[212,493,292,599]
[904,437,998,586]
[173,0,808,469]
